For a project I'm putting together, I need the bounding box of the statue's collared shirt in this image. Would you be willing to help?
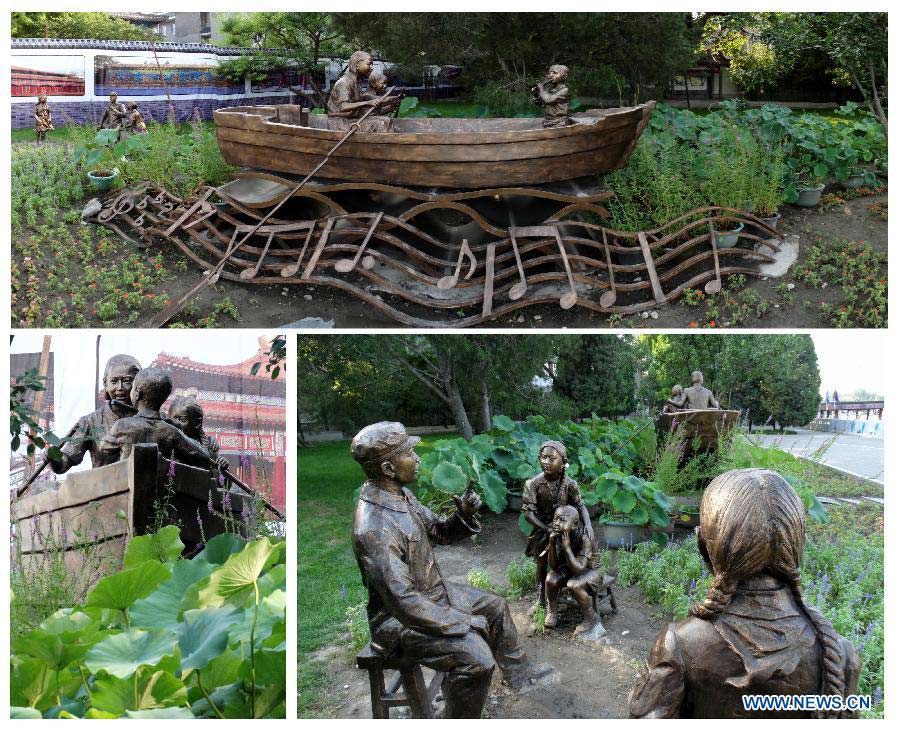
[54,402,123,471]
[352,481,480,654]
[326,71,363,118]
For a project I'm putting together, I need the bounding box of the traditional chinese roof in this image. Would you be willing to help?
[12,37,250,55]
[191,399,285,427]
[151,346,284,381]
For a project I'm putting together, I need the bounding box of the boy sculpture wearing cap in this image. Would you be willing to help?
[351,421,556,718]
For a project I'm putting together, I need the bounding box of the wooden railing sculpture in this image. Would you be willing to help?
[90,176,784,328]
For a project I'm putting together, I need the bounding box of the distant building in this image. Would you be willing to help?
[149,345,287,511]
[110,12,226,44]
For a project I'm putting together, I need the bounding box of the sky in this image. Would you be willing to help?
[811,331,884,399]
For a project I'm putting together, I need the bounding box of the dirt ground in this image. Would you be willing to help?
[306,511,670,719]
[181,190,886,329]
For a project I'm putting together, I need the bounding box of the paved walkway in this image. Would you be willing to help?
[746,428,884,485]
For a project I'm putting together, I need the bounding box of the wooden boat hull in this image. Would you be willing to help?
[214,102,656,188]
[12,444,247,577]
[655,409,740,455]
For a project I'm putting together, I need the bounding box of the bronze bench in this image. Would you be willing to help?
[356,643,446,718]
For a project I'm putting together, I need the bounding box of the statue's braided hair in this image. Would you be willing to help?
[690,469,846,716]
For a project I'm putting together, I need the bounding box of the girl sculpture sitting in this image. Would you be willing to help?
[629,468,861,718]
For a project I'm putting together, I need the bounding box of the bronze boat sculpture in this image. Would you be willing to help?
[213,103,656,188]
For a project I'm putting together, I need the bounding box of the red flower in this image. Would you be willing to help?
[689,321,698,328]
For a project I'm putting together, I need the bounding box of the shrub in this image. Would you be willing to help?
[505,556,537,600]
[346,601,370,654]
[467,567,496,593]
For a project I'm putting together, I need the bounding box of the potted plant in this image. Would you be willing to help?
[675,503,701,529]
[594,471,672,548]
[783,152,828,208]
[74,128,147,192]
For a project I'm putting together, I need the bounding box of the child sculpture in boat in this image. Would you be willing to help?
[326,50,400,132]
[532,64,572,128]
[100,368,212,468]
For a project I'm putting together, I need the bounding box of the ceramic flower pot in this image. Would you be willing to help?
[795,183,826,207]
[842,174,865,189]
[601,519,647,550]
[715,222,744,249]
[506,492,524,512]
[87,169,119,192]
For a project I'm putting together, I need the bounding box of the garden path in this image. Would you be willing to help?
[749,428,884,485]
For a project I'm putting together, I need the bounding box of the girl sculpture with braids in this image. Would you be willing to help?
[629,469,860,718]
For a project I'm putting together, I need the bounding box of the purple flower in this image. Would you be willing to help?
[239,454,250,469]
[689,578,697,594]
[223,491,231,513]
[167,459,176,478]
[218,473,225,486]
[874,687,883,706]
[207,493,214,514]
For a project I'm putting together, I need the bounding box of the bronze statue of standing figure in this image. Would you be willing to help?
[326,51,400,132]
[629,469,861,718]
[522,440,594,609]
[34,94,54,143]
[47,354,142,474]
[351,421,556,719]
[532,64,572,128]
[99,92,127,136]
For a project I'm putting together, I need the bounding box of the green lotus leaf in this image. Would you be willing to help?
[518,511,534,536]
[38,609,95,635]
[611,489,637,514]
[125,707,196,719]
[240,646,285,688]
[92,667,187,714]
[196,650,244,693]
[478,469,508,513]
[431,462,468,494]
[129,558,215,632]
[13,625,104,671]
[491,414,516,432]
[196,533,246,565]
[256,564,287,598]
[227,590,286,646]
[649,505,672,528]
[197,538,285,609]
[86,561,171,613]
[630,505,650,526]
[124,526,184,567]
[84,629,178,678]
[10,658,56,711]
[10,707,43,718]
[179,606,241,672]
[84,709,119,718]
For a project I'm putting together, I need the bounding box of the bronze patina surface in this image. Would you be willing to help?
[98,92,127,134]
[629,469,861,718]
[49,354,142,474]
[532,64,572,128]
[100,368,212,469]
[522,440,593,608]
[544,504,605,637]
[350,421,555,718]
[34,94,53,143]
[326,50,399,131]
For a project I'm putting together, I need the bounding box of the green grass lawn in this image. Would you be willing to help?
[297,433,450,717]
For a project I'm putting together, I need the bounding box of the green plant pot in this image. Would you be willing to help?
[601,519,647,550]
[715,222,744,249]
[842,175,865,189]
[753,212,781,239]
[87,169,119,192]
[795,183,825,207]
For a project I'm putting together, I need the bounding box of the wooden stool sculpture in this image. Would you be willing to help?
[356,643,446,718]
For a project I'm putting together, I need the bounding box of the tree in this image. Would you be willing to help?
[554,336,638,417]
[218,12,351,107]
[638,334,821,429]
[12,12,156,41]
[333,12,698,104]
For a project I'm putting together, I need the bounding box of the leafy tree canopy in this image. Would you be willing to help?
[12,12,156,41]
